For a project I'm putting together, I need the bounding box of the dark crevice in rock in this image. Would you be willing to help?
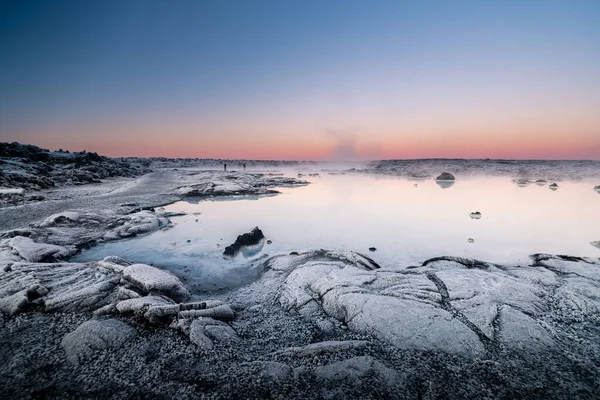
[425,271,494,351]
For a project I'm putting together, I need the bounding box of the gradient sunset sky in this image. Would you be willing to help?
[1,0,599,160]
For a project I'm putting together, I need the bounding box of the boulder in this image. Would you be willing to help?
[223,227,265,258]
[122,264,190,302]
[435,172,455,181]
[61,319,136,365]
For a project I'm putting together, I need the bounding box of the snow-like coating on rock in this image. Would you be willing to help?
[0,261,122,314]
[8,236,74,262]
[189,317,239,349]
[176,172,308,197]
[314,356,399,386]
[122,264,190,302]
[269,251,600,356]
[61,319,136,365]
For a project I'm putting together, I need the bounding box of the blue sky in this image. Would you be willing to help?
[1,0,599,159]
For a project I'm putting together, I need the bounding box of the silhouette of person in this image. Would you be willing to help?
[224,163,227,172]
[243,163,246,171]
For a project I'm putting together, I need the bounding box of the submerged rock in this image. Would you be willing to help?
[223,227,265,258]
[536,179,548,186]
[549,183,559,190]
[435,172,455,181]
[61,319,136,365]
[469,211,482,219]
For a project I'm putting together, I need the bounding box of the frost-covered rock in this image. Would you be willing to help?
[175,171,307,198]
[8,236,74,262]
[116,295,175,316]
[189,317,239,349]
[237,361,293,381]
[273,340,369,357]
[61,319,136,365]
[314,356,399,386]
[0,261,121,314]
[28,209,170,248]
[122,264,190,302]
[268,250,600,355]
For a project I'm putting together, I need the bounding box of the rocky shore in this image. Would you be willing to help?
[1,144,599,399]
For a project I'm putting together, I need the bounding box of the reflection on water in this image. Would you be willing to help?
[73,174,600,291]
[435,180,455,189]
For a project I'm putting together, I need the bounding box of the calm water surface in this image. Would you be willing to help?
[73,173,600,291]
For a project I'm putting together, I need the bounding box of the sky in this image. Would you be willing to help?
[1,0,599,160]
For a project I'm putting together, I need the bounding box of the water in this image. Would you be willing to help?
[73,173,600,292]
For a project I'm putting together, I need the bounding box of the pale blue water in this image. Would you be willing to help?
[72,173,600,292]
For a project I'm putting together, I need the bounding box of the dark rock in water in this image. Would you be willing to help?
[223,227,265,258]
[514,179,531,187]
[468,238,475,243]
[435,172,455,181]
[267,240,272,244]
[186,239,191,243]
[590,241,600,249]
[469,211,482,219]
[535,179,547,186]
[369,247,377,252]
[593,185,600,193]
[549,183,559,190]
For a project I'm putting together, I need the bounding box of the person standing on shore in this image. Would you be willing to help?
[224,163,227,172]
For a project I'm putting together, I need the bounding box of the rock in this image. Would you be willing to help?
[594,185,600,193]
[0,261,120,314]
[116,295,175,316]
[468,238,475,243]
[469,211,482,219]
[435,172,455,181]
[266,240,272,244]
[549,183,559,190]
[514,179,531,187]
[178,304,235,321]
[536,179,547,186]
[314,356,399,386]
[189,317,239,349]
[238,361,293,381]
[273,340,369,357]
[122,264,190,302]
[8,236,74,262]
[223,227,265,258]
[591,241,600,249]
[61,319,136,365]
[369,247,377,252]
